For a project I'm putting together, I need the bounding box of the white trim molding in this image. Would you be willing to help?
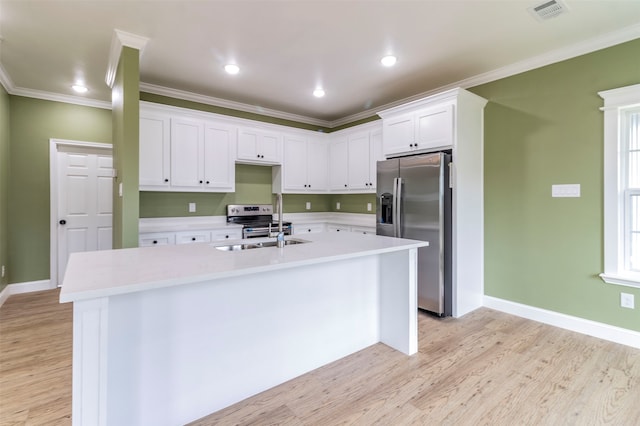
[598,83,640,289]
[0,280,54,308]
[484,296,640,349]
[105,29,149,88]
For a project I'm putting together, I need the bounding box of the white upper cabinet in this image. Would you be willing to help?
[328,136,349,191]
[237,127,282,164]
[381,103,453,157]
[171,117,203,188]
[203,122,235,190]
[139,113,171,189]
[139,103,235,193]
[307,138,328,190]
[328,123,383,193]
[274,134,327,193]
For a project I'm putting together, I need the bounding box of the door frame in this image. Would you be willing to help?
[49,139,113,287]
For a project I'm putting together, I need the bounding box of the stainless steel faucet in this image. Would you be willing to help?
[276,193,284,248]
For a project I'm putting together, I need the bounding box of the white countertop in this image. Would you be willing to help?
[60,232,427,303]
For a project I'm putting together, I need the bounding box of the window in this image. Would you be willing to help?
[599,84,640,288]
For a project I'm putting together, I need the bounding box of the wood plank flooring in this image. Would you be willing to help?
[1,289,639,425]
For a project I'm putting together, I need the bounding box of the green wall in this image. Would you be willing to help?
[8,97,111,284]
[140,92,332,133]
[0,85,9,291]
[112,46,140,249]
[469,38,640,332]
[139,164,363,217]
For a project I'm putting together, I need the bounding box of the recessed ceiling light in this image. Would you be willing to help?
[381,55,397,67]
[224,64,240,75]
[313,89,325,98]
[72,84,88,93]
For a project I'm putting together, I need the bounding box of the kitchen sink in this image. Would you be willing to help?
[214,238,307,251]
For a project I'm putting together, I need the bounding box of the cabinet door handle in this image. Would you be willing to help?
[344,184,348,187]
[153,240,158,244]
[206,181,210,184]
[199,180,203,184]
[164,178,169,183]
[225,235,229,239]
[59,219,66,225]
[191,237,196,241]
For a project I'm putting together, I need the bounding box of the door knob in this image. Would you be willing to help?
[59,219,66,225]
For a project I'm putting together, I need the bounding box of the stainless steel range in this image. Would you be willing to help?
[227,204,292,239]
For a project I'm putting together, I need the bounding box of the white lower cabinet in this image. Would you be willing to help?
[211,229,243,241]
[293,223,326,235]
[175,230,212,244]
[327,224,350,233]
[139,232,176,247]
[139,227,242,247]
[350,226,376,235]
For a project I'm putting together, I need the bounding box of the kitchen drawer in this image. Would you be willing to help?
[293,223,325,234]
[211,229,243,241]
[326,224,350,233]
[139,232,176,247]
[175,231,212,244]
[350,226,376,235]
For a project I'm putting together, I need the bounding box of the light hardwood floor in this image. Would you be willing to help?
[1,289,639,425]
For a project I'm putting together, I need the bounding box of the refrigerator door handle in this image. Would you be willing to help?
[394,177,403,238]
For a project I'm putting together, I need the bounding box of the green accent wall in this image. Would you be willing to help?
[468,38,640,332]
[8,96,111,284]
[330,193,376,214]
[0,85,9,291]
[140,92,333,133]
[112,46,140,249]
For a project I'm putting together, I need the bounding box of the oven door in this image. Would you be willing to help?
[243,226,270,239]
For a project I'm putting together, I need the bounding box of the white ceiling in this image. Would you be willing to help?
[1,0,639,127]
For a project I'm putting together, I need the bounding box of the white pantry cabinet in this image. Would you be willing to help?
[237,127,282,164]
[274,134,327,193]
[139,103,236,193]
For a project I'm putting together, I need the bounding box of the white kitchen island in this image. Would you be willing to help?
[60,232,427,426]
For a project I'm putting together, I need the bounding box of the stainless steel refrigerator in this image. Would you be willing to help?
[376,153,452,316]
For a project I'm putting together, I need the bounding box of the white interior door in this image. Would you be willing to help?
[57,145,113,284]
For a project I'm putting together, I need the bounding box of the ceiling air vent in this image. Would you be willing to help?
[528,0,569,21]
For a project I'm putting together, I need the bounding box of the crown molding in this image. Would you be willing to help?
[9,86,111,109]
[1,23,638,127]
[139,82,333,128]
[332,22,640,127]
[105,29,149,89]
[0,62,14,93]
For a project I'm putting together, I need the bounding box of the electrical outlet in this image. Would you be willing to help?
[306,202,311,210]
[621,293,635,309]
[188,202,196,213]
[1,265,4,278]
[367,202,372,212]
[336,202,341,210]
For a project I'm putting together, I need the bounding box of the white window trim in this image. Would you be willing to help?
[599,83,640,289]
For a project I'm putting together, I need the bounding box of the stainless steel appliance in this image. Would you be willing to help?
[376,153,452,316]
[227,204,292,239]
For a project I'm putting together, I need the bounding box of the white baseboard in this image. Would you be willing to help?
[0,279,54,308]
[484,295,640,349]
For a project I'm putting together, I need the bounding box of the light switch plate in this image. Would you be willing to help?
[306,202,311,210]
[188,202,196,213]
[552,184,580,197]
[367,202,372,211]
[336,202,341,210]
